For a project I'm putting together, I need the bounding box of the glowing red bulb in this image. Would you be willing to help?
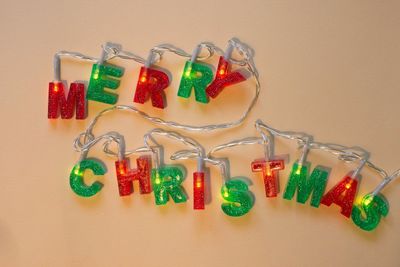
[140,76,147,83]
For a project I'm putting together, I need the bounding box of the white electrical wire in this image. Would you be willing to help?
[371,169,400,196]
[84,128,206,172]
[143,128,205,171]
[73,131,125,162]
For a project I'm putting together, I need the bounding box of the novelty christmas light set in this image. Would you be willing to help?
[48,38,399,232]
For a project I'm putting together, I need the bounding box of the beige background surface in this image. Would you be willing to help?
[0,0,399,266]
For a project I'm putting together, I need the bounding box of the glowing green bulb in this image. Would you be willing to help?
[295,165,302,175]
[363,195,373,206]
[92,68,100,80]
[74,167,81,176]
[185,66,192,77]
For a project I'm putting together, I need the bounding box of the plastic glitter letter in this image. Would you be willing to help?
[86,63,124,104]
[251,159,284,197]
[193,172,205,210]
[320,175,359,218]
[351,193,389,231]
[177,61,213,103]
[221,179,254,217]
[283,162,329,207]
[69,159,106,197]
[48,82,86,119]
[151,166,187,205]
[134,67,169,108]
[206,56,246,98]
[114,156,152,197]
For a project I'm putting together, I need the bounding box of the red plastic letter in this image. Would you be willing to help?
[48,82,86,119]
[115,156,152,196]
[251,159,284,197]
[206,56,246,98]
[320,175,359,218]
[133,67,169,109]
[193,172,205,210]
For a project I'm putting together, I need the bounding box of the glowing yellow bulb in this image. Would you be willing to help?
[295,165,302,175]
[219,69,225,75]
[119,167,125,175]
[74,167,81,176]
[140,76,147,83]
[185,67,192,77]
[363,197,372,206]
[265,165,272,176]
[223,192,229,198]
[93,69,100,80]
[345,183,352,189]
[196,181,202,188]
[155,178,161,184]
[53,85,59,92]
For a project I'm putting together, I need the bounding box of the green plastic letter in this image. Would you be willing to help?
[69,159,106,197]
[177,61,213,103]
[151,166,187,205]
[351,193,389,231]
[86,63,124,104]
[221,178,254,217]
[283,162,329,207]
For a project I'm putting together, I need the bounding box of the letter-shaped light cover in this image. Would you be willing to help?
[177,61,213,103]
[221,179,254,217]
[206,56,246,98]
[320,175,359,218]
[70,159,106,197]
[87,63,124,104]
[351,193,389,231]
[48,82,86,119]
[283,162,329,207]
[134,66,169,108]
[193,172,205,209]
[115,156,152,196]
[151,166,187,205]
[251,159,284,197]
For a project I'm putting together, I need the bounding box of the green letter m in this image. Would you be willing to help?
[283,162,330,207]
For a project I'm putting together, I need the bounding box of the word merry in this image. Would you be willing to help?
[69,156,388,231]
[48,56,246,119]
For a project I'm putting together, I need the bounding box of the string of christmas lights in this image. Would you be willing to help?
[47,38,398,233]
[49,39,260,132]
[70,114,399,231]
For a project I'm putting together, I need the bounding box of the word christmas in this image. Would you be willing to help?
[69,117,398,232]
